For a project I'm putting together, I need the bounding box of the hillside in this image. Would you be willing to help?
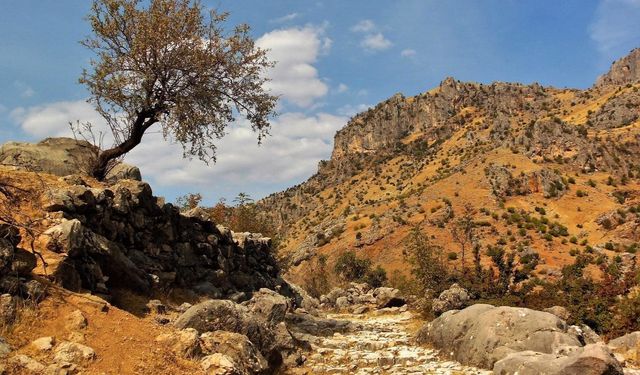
[261,48,640,285]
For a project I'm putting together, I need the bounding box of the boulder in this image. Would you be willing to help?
[431,283,469,316]
[200,353,240,375]
[104,162,142,183]
[65,310,87,331]
[285,312,353,336]
[243,288,289,324]
[493,343,623,375]
[416,304,582,368]
[373,287,406,308]
[608,331,640,365]
[200,331,268,374]
[31,336,55,351]
[156,328,201,358]
[8,354,45,372]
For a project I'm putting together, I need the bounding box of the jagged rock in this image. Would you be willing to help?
[65,310,87,331]
[156,328,200,358]
[544,306,571,321]
[243,288,289,325]
[104,162,142,183]
[431,283,469,316]
[200,331,268,374]
[53,341,96,363]
[596,48,640,87]
[9,354,46,372]
[31,336,55,351]
[200,353,240,375]
[416,304,582,368]
[45,362,78,375]
[335,296,349,309]
[568,325,603,345]
[493,343,623,375]
[373,287,406,309]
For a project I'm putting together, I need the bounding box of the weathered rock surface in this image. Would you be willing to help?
[431,283,470,316]
[200,331,269,374]
[319,283,406,311]
[596,48,640,88]
[493,343,623,375]
[37,180,284,299]
[0,137,141,181]
[416,304,583,369]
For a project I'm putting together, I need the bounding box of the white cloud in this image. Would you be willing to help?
[256,26,330,108]
[14,81,35,98]
[125,112,347,186]
[361,33,393,51]
[351,20,376,33]
[337,83,349,93]
[9,99,347,191]
[10,100,106,138]
[590,0,640,57]
[270,13,298,23]
[401,49,417,57]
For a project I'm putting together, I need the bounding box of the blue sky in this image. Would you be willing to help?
[1,0,640,205]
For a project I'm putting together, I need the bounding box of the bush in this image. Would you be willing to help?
[447,252,458,261]
[334,251,371,281]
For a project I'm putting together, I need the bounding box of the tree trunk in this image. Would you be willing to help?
[92,112,156,180]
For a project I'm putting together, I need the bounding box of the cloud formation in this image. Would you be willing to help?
[351,20,392,52]
[10,100,106,138]
[400,49,417,57]
[257,25,331,107]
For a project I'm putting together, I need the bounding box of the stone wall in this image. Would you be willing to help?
[39,179,284,300]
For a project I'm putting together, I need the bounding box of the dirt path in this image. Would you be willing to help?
[288,311,491,375]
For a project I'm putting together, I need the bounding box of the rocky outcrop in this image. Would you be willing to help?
[173,291,304,370]
[417,304,584,368]
[431,283,470,316]
[37,180,283,299]
[0,137,140,181]
[493,343,623,375]
[319,283,406,312]
[608,331,640,366]
[595,48,640,88]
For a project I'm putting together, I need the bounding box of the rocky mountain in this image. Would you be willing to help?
[260,48,640,283]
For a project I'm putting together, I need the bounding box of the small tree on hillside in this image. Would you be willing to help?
[403,225,448,294]
[450,203,476,272]
[80,0,277,179]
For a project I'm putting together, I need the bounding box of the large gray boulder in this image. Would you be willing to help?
[200,330,269,374]
[493,343,623,375]
[0,137,141,181]
[416,304,582,369]
[243,288,290,325]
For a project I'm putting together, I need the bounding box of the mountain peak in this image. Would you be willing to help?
[595,48,640,87]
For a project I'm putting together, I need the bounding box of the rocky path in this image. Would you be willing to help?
[288,311,491,375]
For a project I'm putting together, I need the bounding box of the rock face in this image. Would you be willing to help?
[493,343,623,375]
[416,304,584,369]
[0,137,141,181]
[319,283,406,311]
[431,283,470,316]
[38,180,283,298]
[596,48,640,88]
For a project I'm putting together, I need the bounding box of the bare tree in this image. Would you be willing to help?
[450,203,476,272]
[80,0,278,179]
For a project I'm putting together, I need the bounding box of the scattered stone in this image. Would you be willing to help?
[53,341,96,363]
[199,331,268,374]
[31,336,55,351]
[200,353,238,375]
[9,354,45,372]
[0,337,11,358]
[145,299,167,315]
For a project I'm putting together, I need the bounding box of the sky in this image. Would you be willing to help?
[1,0,640,205]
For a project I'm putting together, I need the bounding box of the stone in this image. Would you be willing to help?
[544,305,571,321]
[243,288,289,324]
[10,247,37,276]
[493,343,623,375]
[53,341,96,363]
[156,328,200,358]
[431,283,469,316]
[31,336,55,351]
[335,296,350,309]
[608,331,640,365]
[45,362,78,375]
[65,310,88,331]
[199,331,268,374]
[200,353,239,375]
[416,304,582,368]
[24,279,46,302]
[145,299,167,314]
[373,287,406,309]
[9,354,45,372]
[104,163,142,183]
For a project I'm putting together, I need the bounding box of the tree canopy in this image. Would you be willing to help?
[80,0,278,178]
